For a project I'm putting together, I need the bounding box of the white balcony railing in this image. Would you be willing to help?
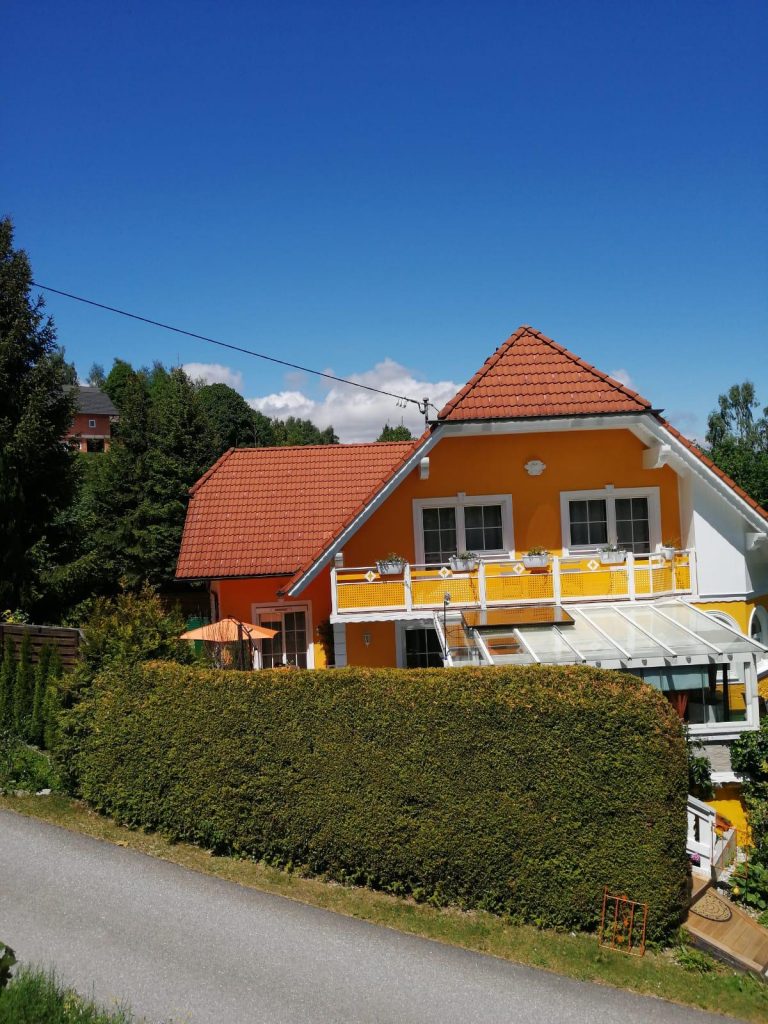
[331,550,696,619]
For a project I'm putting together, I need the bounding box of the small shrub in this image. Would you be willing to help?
[674,943,717,974]
[0,944,15,990]
[0,733,60,794]
[727,860,768,913]
[12,633,33,740]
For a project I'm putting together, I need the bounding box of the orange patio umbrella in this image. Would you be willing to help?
[179,617,277,642]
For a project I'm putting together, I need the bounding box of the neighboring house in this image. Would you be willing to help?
[64,385,118,452]
[177,326,768,815]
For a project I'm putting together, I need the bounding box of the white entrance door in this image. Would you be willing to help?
[257,610,309,668]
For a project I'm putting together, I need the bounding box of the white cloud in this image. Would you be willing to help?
[183,362,244,391]
[247,358,461,443]
[608,368,635,390]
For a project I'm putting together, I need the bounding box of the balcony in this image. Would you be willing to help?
[331,550,695,620]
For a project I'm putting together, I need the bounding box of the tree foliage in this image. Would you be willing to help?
[704,382,768,509]
[377,422,413,442]
[0,218,78,610]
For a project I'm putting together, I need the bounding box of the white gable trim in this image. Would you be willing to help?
[629,416,768,536]
[286,430,440,596]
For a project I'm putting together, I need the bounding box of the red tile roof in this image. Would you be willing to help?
[438,325,651,421]
[659,418,768,524]
[176,441,420,579]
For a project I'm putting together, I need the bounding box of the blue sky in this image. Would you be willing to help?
[4,0,767,440]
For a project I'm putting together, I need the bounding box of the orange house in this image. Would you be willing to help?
[178,326,768,803]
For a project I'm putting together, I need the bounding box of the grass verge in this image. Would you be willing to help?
[0,965,138,1023]
[3,794,768,1022]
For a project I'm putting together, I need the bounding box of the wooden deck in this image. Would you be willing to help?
[685,882,768,975]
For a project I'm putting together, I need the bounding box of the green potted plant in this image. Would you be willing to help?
[522,546,550,569]
[599,543,627,565]
[376,552,407,576]
[449,551,479,572]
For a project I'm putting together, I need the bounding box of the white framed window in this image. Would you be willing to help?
[413,493,514,564]
[560,487,661,555]
[88,418,97,429]
[395,620,444,667]
[251,603,314,669]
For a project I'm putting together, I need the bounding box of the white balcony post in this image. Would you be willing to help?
[688,547,697,596]
[627,552,636,600]
[552,556,561,603]
[404,562,413,612]
[331,566,338,616]
[478,560,487,609]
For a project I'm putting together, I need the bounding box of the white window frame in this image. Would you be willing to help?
[560,486,661,555]
[88,418,97,429]
[413,493,514,564]
[250,602,314,669]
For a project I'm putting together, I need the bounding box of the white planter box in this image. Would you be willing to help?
[522,554,550,569]
[377,560,406,576]
[449,556,479,572]
[599,550,627,565]
[659,547,676,561]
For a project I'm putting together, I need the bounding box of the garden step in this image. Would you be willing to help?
[684,884,768,976]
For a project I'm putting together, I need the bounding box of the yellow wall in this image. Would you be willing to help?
[343,429,682,566]
[707,784,751,842]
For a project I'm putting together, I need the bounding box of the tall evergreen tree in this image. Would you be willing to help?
[0,218,78,610]
[31,643,52,746]
[12,632,33,738]
[42,646,63,751]
[0,636,14,729]
[196,382,257,455]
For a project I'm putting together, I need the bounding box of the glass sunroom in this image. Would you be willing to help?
[435,599,766,738]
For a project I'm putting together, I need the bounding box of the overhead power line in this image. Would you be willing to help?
[31,282,438,418]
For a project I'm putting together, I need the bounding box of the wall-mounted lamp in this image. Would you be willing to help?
[524,459,546,477]
[443,592,451,638]
[334,551,344,568]
[419,457,430,480]
[363,632,371,647]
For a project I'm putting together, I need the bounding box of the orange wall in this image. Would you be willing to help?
[214,572,333,667]
[346,621,397,666]
[343,429,682,566]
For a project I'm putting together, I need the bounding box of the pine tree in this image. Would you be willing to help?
[42,647,63,752]
[31,644,52,746]
[0,218,79,610]
[12,632,33,738]
[0,637,15,730]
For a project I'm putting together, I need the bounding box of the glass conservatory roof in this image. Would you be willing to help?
[473,599,767,667]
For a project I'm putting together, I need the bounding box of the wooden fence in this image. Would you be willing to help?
[0,623,83,669]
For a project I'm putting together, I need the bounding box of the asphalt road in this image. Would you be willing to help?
[1,809,733,1024]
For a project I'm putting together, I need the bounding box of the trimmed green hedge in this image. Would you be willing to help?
[68,663,689,938]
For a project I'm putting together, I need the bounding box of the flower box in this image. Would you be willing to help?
[522,553,550,570]
[376,559,406,576]
[659,546,677,562]
[449,555,479,572]
[599,549,627,565]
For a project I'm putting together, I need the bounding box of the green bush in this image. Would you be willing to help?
[69,662,689,939]
[0,732,61,794]
[0,966,135,1023]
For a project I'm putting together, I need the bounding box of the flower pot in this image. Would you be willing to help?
[377,560,406,576]
[449,556,478,572]
[659,547,676,562]
[599,550,627,565]
[522,554,549,570]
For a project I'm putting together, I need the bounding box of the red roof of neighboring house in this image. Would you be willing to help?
[176,441,420,579]
[438,325,651,421]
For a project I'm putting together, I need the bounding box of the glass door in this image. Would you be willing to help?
[257,610,308,668]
